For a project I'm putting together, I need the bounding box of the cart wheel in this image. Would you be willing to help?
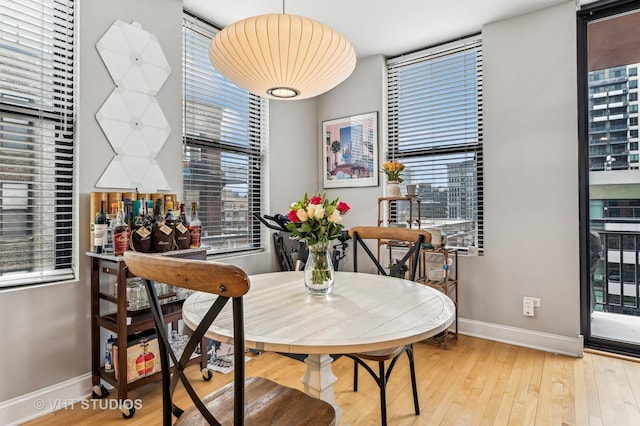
[201,368,213,381]
[91,384,109,399]
[121,401,135,419]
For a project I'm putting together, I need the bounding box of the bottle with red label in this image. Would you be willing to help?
[112,201,131,256]
[188,202,202,248]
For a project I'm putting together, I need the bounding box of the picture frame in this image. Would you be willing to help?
[322,111,379,188]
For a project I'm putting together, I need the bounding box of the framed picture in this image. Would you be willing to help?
[322,111,378,188]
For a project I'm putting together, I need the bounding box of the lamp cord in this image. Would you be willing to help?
[282,0,285,14]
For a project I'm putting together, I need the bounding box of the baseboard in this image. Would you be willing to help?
[0,373,92,426]
[458,318,584,357]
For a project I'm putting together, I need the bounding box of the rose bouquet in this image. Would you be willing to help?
[286,192,350,245]
[286,192,350,293]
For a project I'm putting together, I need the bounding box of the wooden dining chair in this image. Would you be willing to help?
[346,226,431,426]
[123,251,336,426]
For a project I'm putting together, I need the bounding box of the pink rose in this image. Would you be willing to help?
[337,202,350,214]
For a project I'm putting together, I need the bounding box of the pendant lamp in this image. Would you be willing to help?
[209,7,356,100]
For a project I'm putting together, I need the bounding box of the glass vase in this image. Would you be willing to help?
[304,241,335,295]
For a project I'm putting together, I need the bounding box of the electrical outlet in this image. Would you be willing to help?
[523,297,535,316]
[530,297,541,308]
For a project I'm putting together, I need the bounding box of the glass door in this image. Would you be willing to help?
[579,0,640,357]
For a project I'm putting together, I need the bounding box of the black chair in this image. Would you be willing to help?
[346,226,431,426]
[123,251,336,426]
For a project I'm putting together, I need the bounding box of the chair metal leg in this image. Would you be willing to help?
[378,361,387,426]
[407,346,420,415]
[353,359,359,391]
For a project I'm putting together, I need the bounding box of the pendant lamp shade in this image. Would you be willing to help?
[209,13,356,100]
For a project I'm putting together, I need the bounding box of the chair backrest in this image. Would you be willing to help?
[348,226,432,280]
[123,251,250,425]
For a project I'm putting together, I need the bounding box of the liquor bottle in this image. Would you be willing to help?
[164,198,176,228]
[112,202,131,256]
[174,202,191,250]
[105,335,115,373]
[123,198,132,228]
[152,197,173,252]
[146,199,155,225]
[131,200,152,252]
[188,202,202,248]
[94,200,108,254]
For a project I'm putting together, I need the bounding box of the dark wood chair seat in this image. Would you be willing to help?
[124,251,336,426]
[351,346,406,362]
[176,376,335,425]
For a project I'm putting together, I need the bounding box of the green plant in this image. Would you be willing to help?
[388,259,409,278]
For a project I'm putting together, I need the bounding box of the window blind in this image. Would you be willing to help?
[0,0,75,287]
[387,35,483,249]
[182,11,266,255]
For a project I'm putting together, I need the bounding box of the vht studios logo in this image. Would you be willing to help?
[34,398,143,411]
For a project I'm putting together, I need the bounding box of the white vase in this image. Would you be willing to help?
[387,181,401,197]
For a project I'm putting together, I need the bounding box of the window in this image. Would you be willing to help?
[0,0,75,288]
[387,35,483,250]
[182,12,266,255]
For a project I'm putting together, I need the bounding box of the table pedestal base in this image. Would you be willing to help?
[302,354,342,424]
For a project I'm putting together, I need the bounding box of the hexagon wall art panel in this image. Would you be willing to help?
[95,20,171,193]
[96,20,171,96]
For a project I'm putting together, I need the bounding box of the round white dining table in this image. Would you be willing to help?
[181,271,455,424]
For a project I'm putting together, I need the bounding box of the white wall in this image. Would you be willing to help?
[1,0,583,423]
[462,1,581,350]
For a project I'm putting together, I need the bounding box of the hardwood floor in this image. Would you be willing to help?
[25,335,640,425]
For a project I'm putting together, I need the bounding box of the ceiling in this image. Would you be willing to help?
[183,0,572,59]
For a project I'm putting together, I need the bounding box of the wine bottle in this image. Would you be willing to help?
[112,202,131,256]
[94,200,108,254]
[188,202,202,248]
[174,202,191,250]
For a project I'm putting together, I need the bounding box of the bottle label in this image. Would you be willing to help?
[113,230,131,255]
[189,225,202,248]
[175,223,188,234]
[94,224,107,247]
[135,227,151,238]
[160,224,172,235]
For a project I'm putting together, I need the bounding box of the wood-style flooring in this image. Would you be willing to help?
[24,335,640,425]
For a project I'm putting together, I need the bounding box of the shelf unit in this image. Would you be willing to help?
[416,248,458,347]
[87,248,208,402]
[376,196,458,347]
[377,195,421,228]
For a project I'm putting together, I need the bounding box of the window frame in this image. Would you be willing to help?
[182,11,266,257]
[386,34,484,251]
[0,0,76,288]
